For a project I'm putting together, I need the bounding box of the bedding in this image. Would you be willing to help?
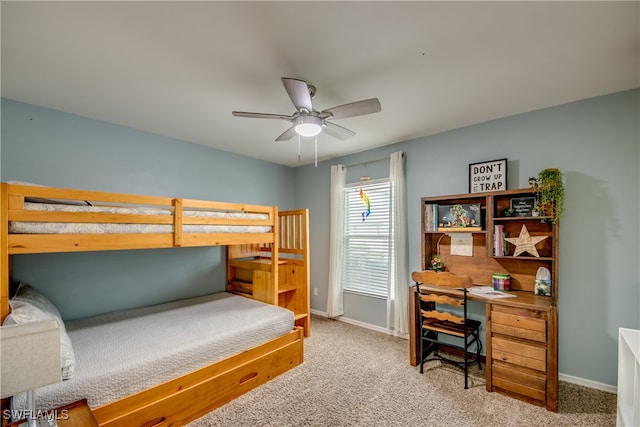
[12,292,294,412]
[3,283,76,379]
[9,202,271,234]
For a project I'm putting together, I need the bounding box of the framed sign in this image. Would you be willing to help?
[469,158,507,193]
[510,197,536,217]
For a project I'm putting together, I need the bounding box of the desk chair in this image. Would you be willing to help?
[412,270,483,389]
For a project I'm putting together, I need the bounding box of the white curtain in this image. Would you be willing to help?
[388,151,409,334]
[327,164,346,318]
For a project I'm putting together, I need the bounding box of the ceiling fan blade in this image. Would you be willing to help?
[232,111,293,120]
[323,121,356,140]
[281,77,313,112]
[320,98,381,120]
[275,127,297,142]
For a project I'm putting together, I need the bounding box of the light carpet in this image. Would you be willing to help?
[187,315,616,426]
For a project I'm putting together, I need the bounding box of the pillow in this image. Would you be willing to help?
[3,283,76,380]
[6,180,92,206]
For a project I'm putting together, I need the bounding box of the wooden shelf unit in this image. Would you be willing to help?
[617,328,640,426]
[419,188,559,411]
[421,189,558,301]
[227,209,311,337]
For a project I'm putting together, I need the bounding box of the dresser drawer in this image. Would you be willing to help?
[491,305,547,343]
[492,360,546,402]
[492,336,546,372]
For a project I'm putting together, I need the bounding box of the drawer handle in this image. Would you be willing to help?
[240,372,258,385]
[141,417,166,427]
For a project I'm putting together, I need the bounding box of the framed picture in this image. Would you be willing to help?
[510,196,536,217]
[469,158,507,193]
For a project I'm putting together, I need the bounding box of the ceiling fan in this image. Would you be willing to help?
[232,77,381,142]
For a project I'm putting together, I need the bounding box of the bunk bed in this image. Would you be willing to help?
[0,182,305,427]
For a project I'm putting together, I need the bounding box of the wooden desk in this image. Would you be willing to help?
[410,285,558,411]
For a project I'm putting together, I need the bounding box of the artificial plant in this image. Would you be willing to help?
[535,167,564,223]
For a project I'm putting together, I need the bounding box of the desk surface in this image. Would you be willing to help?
[415,284,553,311]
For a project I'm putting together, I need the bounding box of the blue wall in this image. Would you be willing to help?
[1,98,295,319]
[295,89,640,388]
[2,90,639,387]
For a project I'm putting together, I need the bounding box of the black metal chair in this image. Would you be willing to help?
[412,270,483,389]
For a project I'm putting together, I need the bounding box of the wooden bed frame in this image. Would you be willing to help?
[0,182,304,426]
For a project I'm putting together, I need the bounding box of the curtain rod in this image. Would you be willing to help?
[343,152,404,169]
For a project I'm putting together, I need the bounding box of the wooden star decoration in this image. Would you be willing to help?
[504,224,548,257]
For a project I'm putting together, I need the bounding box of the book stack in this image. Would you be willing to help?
[424,204,438,232]
[493,225,509,256]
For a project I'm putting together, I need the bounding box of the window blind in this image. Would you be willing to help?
[342,180,392,298]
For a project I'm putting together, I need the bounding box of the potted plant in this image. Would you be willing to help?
[531,205,542,217]
[429,255,445,272]
[535,168,565,223]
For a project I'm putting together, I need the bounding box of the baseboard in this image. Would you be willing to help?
[310,309,617,394]
[558,373,617,394]
[310,308,407,338]
[310,308,327,317]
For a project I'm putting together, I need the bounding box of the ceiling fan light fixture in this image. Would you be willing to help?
[294,115,323,137]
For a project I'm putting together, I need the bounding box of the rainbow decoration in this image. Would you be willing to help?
[359,184,371,222]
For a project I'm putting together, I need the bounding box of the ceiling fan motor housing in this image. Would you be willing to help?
[293,115,323,137]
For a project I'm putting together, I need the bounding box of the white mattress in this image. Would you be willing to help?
[9,202,271,234]
[17,292,293,411]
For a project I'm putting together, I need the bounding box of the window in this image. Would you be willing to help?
[342,179,393,298]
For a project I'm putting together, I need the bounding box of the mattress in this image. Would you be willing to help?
[17,292,294,411]
[9,202,271,234]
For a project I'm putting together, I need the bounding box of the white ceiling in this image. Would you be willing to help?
[2,1,638,167]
